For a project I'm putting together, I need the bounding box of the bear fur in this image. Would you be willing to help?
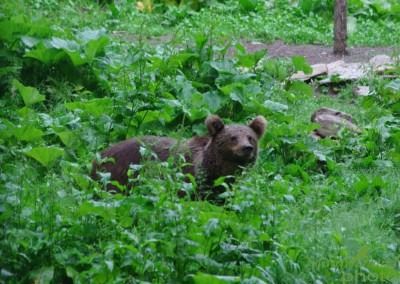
[91,115,267,201]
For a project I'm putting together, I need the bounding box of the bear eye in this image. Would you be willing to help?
[230,136,237,142]
[247,135,253,142]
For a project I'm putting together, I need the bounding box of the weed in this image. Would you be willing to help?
[1,0,400,282]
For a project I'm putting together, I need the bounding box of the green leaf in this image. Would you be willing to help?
[76,29,106,43]
[12,79,45,107]
[30,266,54,284]
[384,79,400,92]
[64,98,113,117]
[57,131,81,148]
[203,91,225,113]
[21,36,41,48]
[77,201,115,221]
[13,125,43,142]
[0,20,15,41]
[287,81,314,97]
[292,56,312,74]
[263,100,288,114]
[63,50,88,67]
[220,82,246,98]
[366,261,400,280]
[188,272,240,283]
[24,42,65,65]
[209,60,236,74]
[48,37,79,52]
[238,0,259,12]
[25,147,64,167]
[235,49,266,68]
[85,36,110,61]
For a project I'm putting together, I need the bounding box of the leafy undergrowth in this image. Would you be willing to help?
[1,1,400,283]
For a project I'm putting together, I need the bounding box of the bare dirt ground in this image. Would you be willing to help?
[114,32,395,65]
[240,40,394,65]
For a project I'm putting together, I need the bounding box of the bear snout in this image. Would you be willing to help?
[242,144,254,154]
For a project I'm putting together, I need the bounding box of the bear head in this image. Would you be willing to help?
[205,115,267,165]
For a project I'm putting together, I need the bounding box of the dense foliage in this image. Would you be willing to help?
[1,0,400,283]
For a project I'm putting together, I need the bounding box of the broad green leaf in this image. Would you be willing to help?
[0,20,15,41]
[24,42,65,65]
[183,107,208,122]
[209,60,236,74]
[57,131,81,148]
[48,37,79,52]
[25,146,64,167]
[384,79,400,92]
[30,266,54,284]
[158,53,198,73]
[64,98,113,117]
[18,106,37,118]
[287,80,314,97]
[235,49,266,68]
[77,201,115,221]
[203,91,225,112]
[238,0,258,12]
[292,56,312,74]
[135,110,172,125]
[366,261,400,280]
[76,29,106,43]
[12,79,45,107]
[188,272,240,283]
[263,100,288,114]
[13,125,43,142]
[21,36,40,48]
[219,82,246,97]
[85,36,110,61]
[63,50,88,67]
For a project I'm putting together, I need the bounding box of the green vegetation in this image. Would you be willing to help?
[1,0,400,283]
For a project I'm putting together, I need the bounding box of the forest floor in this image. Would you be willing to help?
[238,40,394,64]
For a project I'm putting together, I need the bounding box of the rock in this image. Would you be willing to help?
[353,86,370,97]
[311,107,361,139]
[370,54,396,74]
[319,61,366,83]
[290,63,328,81]
[290,55,398,83]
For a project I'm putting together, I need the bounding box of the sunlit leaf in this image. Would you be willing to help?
[48,37,79,52]
[85,36,110,61]
[287,80,314,97]
[263,100,288,113]
[57,131,81,148]
[12,79,45,107]
[13,125,43,142]
[25,146,64,167]
[63,50,87,67]
[64,98,113,117]
[292,56,312,74]
[188,272,240,283]
[384,79,400,92]
[77,201,116,221]
[209,60,236,74]
[24,42,65,65]
[235,49,266,68]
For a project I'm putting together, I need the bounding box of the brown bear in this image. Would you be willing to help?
[91,115,267,202]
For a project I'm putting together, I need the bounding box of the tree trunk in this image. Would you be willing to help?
[333,0,348,55]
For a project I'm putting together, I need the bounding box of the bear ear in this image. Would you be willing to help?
[205,115,225,136]
[248,116,267,138]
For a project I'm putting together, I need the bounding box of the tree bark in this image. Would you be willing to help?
[333,0,348,55]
